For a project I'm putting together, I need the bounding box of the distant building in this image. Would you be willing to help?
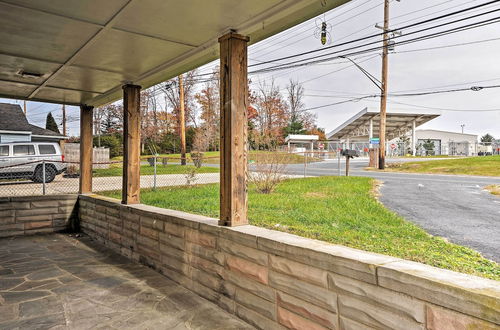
[0,103,66,143]
[285,134,319,152]
[415,129,478,156]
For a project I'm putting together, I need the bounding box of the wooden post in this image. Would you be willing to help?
[179,75,187,165]
[79,105,93,194]
[122,84,141,204]
[345,155,350,177]
[219,32,249,227]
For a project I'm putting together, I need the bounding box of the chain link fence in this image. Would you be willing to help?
[0,155,222,198]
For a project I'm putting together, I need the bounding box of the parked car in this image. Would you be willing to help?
[0,142,66,183]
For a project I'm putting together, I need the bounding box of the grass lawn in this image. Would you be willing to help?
[385,155,500,176]
[101,176,499,280]
[111,150,321,164]
[93,164,218,177]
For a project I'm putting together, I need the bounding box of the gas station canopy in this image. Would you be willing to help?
[0,0,348,107]
[326,107,441,141]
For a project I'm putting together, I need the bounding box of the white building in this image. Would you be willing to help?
[414,129,478,156]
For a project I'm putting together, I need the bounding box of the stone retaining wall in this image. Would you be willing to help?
[0,195,78,237]
[79,194,500,330]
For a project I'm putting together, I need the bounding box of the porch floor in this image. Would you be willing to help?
[0,234,253,330]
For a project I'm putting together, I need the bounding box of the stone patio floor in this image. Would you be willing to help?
[0,234,254,330]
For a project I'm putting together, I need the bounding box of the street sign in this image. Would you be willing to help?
[369,138,380,145]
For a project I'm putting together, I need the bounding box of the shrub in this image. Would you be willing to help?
[249,152,290,194]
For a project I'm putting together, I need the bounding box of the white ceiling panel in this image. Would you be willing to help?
[0,2,101,63]
[0,0,350,107]
[0,54,60,85]
[48,66,130,94]
[0,0,129,25]
[72,29,194,77]
[35,87,100,105]
[113,0,285,47]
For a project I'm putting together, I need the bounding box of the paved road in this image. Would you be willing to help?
[284,158,500,262]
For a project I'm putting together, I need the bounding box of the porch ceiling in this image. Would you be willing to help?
[0,0,349,107]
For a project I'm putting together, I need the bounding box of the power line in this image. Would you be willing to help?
[299,84,500,111]
[249,0,500,68]
[249,14,500,74]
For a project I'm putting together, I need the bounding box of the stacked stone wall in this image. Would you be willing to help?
[79,194,500,330]
[0,195,77,237]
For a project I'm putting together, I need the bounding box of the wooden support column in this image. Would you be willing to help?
[122,84,141,204]
[219,32,249,226]
[79,105,93,194]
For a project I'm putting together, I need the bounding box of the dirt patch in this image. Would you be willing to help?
[485,184,500,196]
[304,192,329,198]
[371,179,383,200]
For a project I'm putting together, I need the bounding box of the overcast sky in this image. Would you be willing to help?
[3,0,500,139]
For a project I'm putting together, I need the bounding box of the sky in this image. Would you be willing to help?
[3,0,500,139]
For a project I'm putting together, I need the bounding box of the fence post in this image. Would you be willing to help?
[42,160,46,195]
[153,156,157,191]
[337,150,341,176]
[303,152,307,178]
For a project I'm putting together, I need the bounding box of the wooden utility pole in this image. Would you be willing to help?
[378,0,390,170]
[62,104,67,136]
[179,75,187,165]
[23,100,27,114]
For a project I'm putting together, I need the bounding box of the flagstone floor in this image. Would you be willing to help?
[0,234,253,330]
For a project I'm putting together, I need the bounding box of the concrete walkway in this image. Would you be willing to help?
[0,234,253,330]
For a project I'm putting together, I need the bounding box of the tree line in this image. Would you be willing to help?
[86,68,325,157]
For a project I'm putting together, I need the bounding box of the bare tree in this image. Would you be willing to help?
[195,68,220,151]
[286,79,305,123]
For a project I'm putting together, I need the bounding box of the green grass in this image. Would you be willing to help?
[93,164,218,177]
[101,176,500,280]
[111,150,321,164]
[386,155,500,176]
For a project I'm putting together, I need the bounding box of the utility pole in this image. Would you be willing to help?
[23,100,27,115]
[378,0,390,170]
[461,124,465,134]
[178,75,187,165]
[62,104,67,136]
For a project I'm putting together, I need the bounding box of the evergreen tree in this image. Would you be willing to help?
[45,112,60,134]
[480,133,495,143]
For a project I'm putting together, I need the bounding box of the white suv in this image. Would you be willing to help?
[0,142,67,183]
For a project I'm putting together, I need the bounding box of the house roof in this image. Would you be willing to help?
[0,0,350,107]
[0,103,32,132]
[0,102,63,137]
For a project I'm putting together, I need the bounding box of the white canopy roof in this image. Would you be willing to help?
[327,107,441,141]
[285,134,319,143]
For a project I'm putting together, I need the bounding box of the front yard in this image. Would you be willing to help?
[101,176,500,280]
[111,150,322,164]
[93,164,219,177]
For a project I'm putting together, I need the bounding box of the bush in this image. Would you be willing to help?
[249,152,291,194]
[190,152,204,168]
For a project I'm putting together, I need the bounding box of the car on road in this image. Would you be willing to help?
[0,142,66,183]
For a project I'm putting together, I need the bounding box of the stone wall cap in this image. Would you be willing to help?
[379,259,500,297]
